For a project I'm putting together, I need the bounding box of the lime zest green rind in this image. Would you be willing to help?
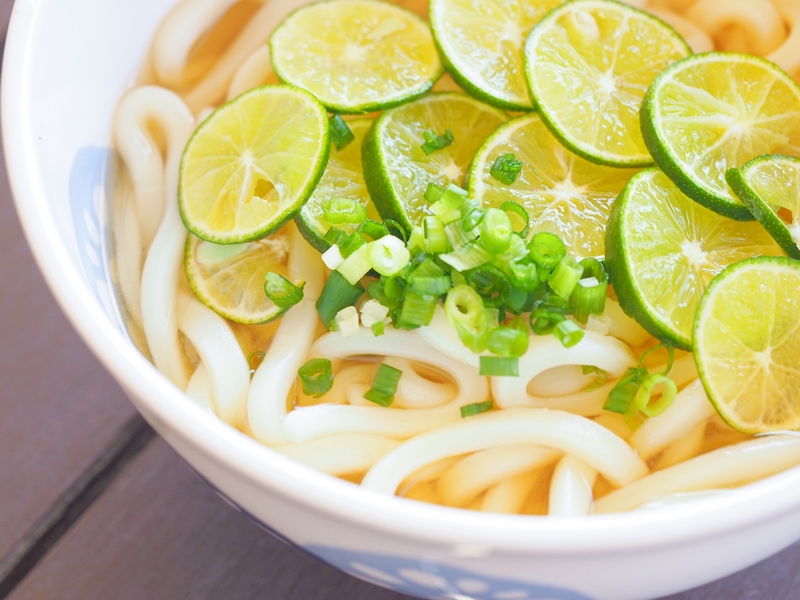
[692,255,800,434]
[726,155,800,260]
[178,85,331,245]
[269,0,444,114]
[640,52,800,222]
[605,168,692,349]
[524,0,690,169]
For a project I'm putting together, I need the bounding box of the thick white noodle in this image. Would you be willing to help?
[361,408,648,494]
[274,434,399,476]
[595,435,800,513]
[769,0,800,78]
[398,456,461,496]
[549,455,598,517]
[247,224,324,445]
[628,379,714,461]
[386,358,456,408]
[283,328,489,442]
[128,87,195,389]
[686,0,786,56]
[480,470,540,514]
[185,362,215,412]
[437,445,560,507]
[491,331,635,410]
[652,420,707,471]
[151,0,245,88]
[178,295,250,428]
[419,305,482,368]
[113,191,144,328]
[226,45,275,100]
[635,490,732,511]
[647,8,714,54]
[184,0,318,111]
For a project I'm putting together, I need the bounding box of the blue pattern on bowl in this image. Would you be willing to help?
[69,145,121,329]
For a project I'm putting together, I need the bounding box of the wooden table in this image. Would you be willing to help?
[1,2,799,597]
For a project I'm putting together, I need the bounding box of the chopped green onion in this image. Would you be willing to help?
[554,319,584,348]
[410,259,450,295]
[603,367,646,414]
[429,200,461,224]
[364,363,403,407]
[316,270,364,329]
[248,351,266,374]
[440,241,492,272]
[399,292,437,327]
[500,201,530,239]
[462,206,486,231]
[490,153,523,185]
[383,219,408,243]
[337,243,372,284]
[480,207,513,255]
[528,232,566,271]
[423,216,449,253]
[323,198,367,225]
[445,285,491,352]
[421,129,454,155]
[329,114,355,150]
[440,184,469,209]
[570,275,608,324]
[358,219,388,240]
[424,182,446,203]
[408,226,425,252]
[530,309,564,335]
[371,321,385,336]
[626,373,679,429]
[369,235,410,277]
[549,255,583,299]
[479,355,519,377]
[321,244,345,270]
[339,231,366,258]
[298,358,334,397]
[581,366,608,392]
[324,227,348,246]
[508,260,539,292]
[335,305,360,337]
[487,326,529,357]
[445,219,478,249]
[460,400,494,418]
[360,299,390,327]
[264,272,305,308]
[465,264,508,296]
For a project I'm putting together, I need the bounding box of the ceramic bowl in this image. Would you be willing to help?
[5,1,800,599]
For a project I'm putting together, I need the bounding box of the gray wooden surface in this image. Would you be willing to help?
[1,0,800,597]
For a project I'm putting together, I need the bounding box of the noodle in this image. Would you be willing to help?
[548,456,598,517]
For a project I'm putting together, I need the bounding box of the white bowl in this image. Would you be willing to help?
[5,1,800,599]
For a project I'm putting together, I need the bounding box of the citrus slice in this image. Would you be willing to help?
[642,52,800,221]
[269,0,443,113]
[430,0,561,110]
[605,168,782,349]
[524,0,690,168]
[694,256,800,433]
[362,92,506,231]
[727,155,800,260]
[179,85,330,244]
[185,228,294,324]
[468,113,639,258]
[296,119,379,252]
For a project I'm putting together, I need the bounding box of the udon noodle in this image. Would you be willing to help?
[109,0,800,516]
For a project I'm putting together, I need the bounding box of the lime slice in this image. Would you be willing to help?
[524,0,690,168]
[185,229,294,324]
[362,92,507,231]
[179,85,330,244]
[269,0,443,113]
[468,113,639,259]
[694,256,800,433]
[605,168,782,349]
[295,118,379,252]
[430,0,561,110]
[727,155,800,260]
[642,52,800,221]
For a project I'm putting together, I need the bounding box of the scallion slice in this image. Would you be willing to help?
[500,201,530,239]
[423,216,449,254]
[337,243,372,284]
[424,182,446,203]
[490,153,523,185]
[445,285,490,352]
[316,270,364,329]
[603,367,645,414]
[371,321,385,336]
[421,129,454,155]
[508,260,539,292]
[298,358,334,397]
[480,207,513,255]
[264,272,305,308]
[479,355,519,377]
[549,255,583,299]
[339,231,366,258]
[440,241,491,272]
[460,400,494,418]
[369,235,410,277]
[364,363,403,407]
[329,114,355,150]
[358,219,388,240]
[324,227,348,246]
[528,232,566,271]
[626,372,678,429]
[553,319,584,348]
[323,198,367,224]
[399,292,437,327]
[487,326,529,357]
[383,219,408,243]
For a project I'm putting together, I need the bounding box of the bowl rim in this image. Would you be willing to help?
[5,0,800,558]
